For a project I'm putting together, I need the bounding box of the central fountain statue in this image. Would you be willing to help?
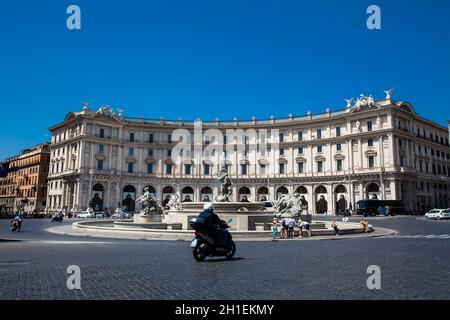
[215,159,233,202]
[137,186,164,216]
[133,186,165,224]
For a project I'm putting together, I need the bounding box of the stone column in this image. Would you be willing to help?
[390,179,397,200]
[116,181,121,209]
[309,145,314,176]
[232,185,238,202]
[75,180,81,209]
[72,181,77,210]
[105,182,111,210]
[405,139,410,168]
[213,185,219,199]
[108,144,113,171]
[358,139,363,170]
[195,185,200,202]
[330,183,335,215]
[251,185,257,202]
[395,136,400,167]
[79,141,85,171]
[156,185,162,205]
[359,181,364,201]
[379,136,386,199]
[328,143,333,175]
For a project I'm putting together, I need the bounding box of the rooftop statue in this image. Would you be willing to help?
[384,88,393,100]
[137,186,164,216]
[345,98,354,109]
[354,94,375,110]
[96,105,114,117]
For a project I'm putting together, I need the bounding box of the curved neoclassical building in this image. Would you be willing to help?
[46,92,450,214]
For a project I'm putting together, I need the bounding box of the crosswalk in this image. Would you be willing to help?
[381,234,450,240]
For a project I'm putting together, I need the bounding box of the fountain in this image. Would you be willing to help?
[163,155,274,231]
[115,155,314,232]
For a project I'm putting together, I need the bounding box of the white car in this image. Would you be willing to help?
[425,209,450,220]
[78,211,95,219]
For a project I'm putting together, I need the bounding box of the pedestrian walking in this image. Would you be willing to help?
[288,217,296,238]
[271,217,278,240]
[280,216,287,239]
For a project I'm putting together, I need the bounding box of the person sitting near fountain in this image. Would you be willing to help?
[198,202,229,246]
[183,195,192,202]
[241,196,249,202]
[331,220,340,236]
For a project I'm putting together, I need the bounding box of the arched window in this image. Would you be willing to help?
[239,187,251,202]
[366,183,380,199]
[143,185,156,194]
[276,186,288,200]
[315,185,327,194]
[200,187,213,202]
[162,186,175,205]
[91,183,104,212]
[335,185,347,193]
[181,186,194,202]
[122,185,136,212]
[257,187,269,201]
[296,186,308,194]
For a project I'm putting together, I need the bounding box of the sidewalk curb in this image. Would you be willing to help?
[44,223,397,242]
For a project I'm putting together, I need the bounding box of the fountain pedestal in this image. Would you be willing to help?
[162,202,274,231]
[133,213,163,223]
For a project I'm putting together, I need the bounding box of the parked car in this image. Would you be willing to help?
[94,211,105,219]
[78,210,95,219]
[425,209,450,220]
[112,212,125,219]
[112,211,132,219]
[33,212,47,219]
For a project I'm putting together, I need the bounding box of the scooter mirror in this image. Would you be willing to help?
[227,218,233,223]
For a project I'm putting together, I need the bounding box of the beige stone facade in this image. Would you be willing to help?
[0,143,50,215]
[46,94,450,214]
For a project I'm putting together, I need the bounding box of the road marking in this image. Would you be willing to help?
[27,240,116,245]
[381,234,450,240]
[0,261,30,266]
[434,234,450,238]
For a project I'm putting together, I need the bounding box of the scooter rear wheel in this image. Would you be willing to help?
[225,241,236,259]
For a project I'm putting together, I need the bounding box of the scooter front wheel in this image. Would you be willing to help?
[225,241,236,260]
[193,242,207,262]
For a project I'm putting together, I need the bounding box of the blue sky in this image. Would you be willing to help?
[1,0,450,159]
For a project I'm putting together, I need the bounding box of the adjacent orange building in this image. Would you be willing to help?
[0,142,50,215]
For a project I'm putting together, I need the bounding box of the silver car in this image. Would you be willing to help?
[425,209,450,220]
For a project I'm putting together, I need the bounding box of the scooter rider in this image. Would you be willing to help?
[11,214,23,228]
[198,202,228,246]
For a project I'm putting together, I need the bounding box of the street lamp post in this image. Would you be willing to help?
[379,168,384,200]
[266,163,271,202]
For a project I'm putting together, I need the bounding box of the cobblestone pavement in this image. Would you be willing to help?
[0,217,449,299]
